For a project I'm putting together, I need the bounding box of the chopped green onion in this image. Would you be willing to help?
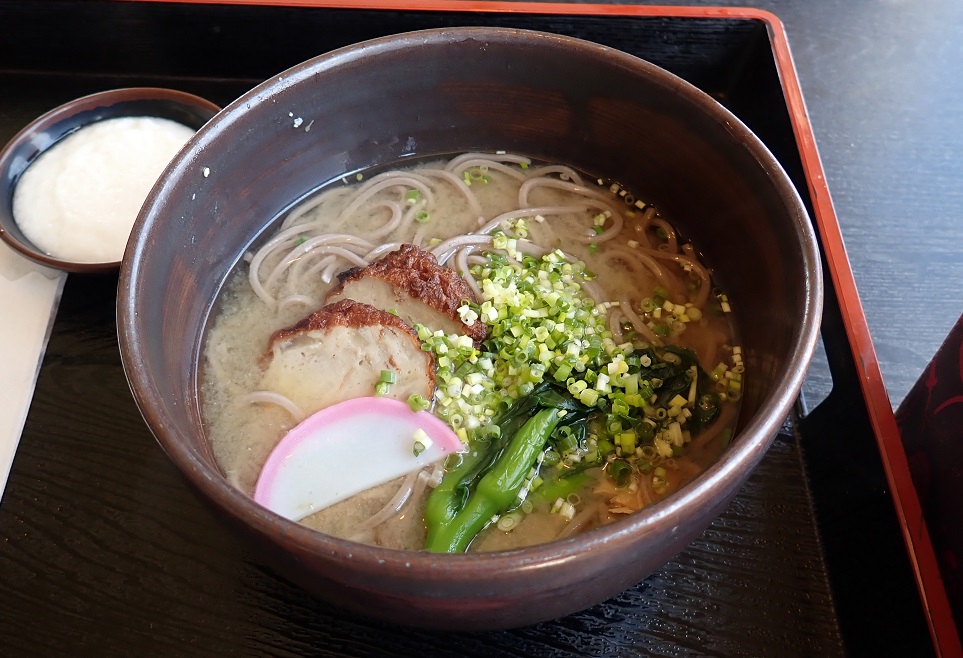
[412,429,432,456]
[607,459,633,487]
[559,501,576,520]
[496,512,522,531]
[407,393,430,412]
[411,246,734,475]
[379,370,397,384]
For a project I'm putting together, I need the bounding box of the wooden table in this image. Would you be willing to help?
[1,2,960,656]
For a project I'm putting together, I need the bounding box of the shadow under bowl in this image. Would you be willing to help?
[118,27,823,630]
[0,87,220,273]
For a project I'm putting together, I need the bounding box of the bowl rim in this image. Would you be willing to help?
[119,26,823,576]
[0,86,220,274]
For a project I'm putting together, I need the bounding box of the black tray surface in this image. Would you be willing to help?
[0,2,935,656]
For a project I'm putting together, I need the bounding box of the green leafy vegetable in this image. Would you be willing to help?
[424,408,563,553]
[424,384,591,553]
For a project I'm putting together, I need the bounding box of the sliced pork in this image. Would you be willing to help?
[260,299,435,415]
[326,244,487,344]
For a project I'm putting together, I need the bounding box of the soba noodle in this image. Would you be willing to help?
[202,152,742,552]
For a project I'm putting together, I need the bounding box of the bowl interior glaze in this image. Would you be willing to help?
[0,87,219,273]
[118,28,822,630]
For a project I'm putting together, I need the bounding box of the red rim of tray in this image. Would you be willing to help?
[129,1,963,654]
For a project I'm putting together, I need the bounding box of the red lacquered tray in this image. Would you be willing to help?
[0,2,957,656]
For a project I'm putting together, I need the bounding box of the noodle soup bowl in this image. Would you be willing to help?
[118,28,822,630]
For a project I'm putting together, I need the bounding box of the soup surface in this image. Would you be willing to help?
[202,153,743,552]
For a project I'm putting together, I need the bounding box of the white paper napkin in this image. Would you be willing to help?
[0,240,65,499]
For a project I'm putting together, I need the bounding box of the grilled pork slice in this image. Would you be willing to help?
[326,244,487,344]
[260,299,435,415]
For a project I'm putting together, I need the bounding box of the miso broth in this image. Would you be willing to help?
[202,153,742,552]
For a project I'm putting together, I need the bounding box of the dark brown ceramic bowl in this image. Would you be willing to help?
[118,28,822,630]
[0,87,219,273]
